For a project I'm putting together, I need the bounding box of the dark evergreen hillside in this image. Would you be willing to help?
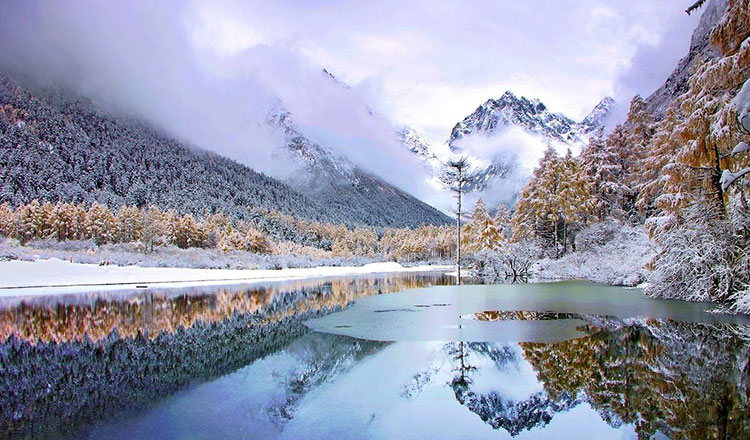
[0,74,449,227]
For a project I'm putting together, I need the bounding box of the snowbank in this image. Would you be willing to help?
[0,259,452,298]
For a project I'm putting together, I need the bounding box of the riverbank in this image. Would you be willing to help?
[0,258,452,298]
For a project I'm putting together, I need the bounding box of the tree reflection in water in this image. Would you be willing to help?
[0,273,452,439]
[449,316,750,439]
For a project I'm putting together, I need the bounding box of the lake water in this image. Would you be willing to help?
[1,274,749,439]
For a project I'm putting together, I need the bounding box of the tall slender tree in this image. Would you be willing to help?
[445,156,472,283]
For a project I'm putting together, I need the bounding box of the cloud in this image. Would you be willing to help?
[450,126,572,209]
[0,0,435,199]
[0,0,705,212]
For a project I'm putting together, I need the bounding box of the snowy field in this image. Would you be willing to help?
[0,259,452,298]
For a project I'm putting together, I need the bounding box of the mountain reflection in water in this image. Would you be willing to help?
[0,272,451,439]
[1,277,749,439]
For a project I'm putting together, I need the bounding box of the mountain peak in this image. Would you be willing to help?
[449,91,578,147]
[579,97,615,134]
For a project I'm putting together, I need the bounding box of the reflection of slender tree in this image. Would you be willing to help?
[449,341,477,389]
[447,342,578,436]
[0,273,451,438]
[521,320,750,439]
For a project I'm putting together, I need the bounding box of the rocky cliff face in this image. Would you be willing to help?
[645,0,729,116]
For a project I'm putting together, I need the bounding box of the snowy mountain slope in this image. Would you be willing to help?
[0,73,449,227]
[266,105,451,226]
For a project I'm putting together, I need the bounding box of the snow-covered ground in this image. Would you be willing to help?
[535,221,655,287]
[0,259,452,298]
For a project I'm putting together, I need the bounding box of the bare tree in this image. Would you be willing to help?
[445,156,472,284]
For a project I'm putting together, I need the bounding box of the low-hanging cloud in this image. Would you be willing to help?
[608,3,702,125]
[0,0,436,203]
[450,126,572,210]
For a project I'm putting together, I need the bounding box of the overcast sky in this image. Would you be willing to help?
[0,0,702,206]
[185,0,701,141]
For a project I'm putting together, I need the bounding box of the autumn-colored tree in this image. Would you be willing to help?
[49,202,76,241]
[466,199,501,251]
[86,203,117,245]
[14,200,44,243]
[580,129,629,220]
[173,214,200,249]
[512,145,560,244]
[636,108,682,218]
[141,205,165,252]
[0,203,13,237]
[623,95,655,193]
[512,146,590,254]
[116,205,143,243]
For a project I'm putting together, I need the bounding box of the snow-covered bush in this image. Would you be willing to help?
[538,220,654,286]
[647,221,733,303]
[465,241,538,283]
[574,221,621,251]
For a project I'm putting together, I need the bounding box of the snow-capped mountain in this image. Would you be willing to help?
[440,92,615,193]
[397,126,445,174]
[578,97,616,135]
[449,91,614,148]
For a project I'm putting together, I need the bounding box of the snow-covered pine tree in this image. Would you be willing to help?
[623,95,655,193]
[511,145,560,245]
[636,108,682,219]
[0,202,13,237]
[116,205,143,243]
[467,199,501,251]
[492,203,512,241]
[141,205,165,252]
[86,203,117,245]
[557,148,593,251]
[49,202,75,241]
[580,128,629,220]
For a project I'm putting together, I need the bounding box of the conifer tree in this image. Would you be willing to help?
[580,128,629,220]
[636,108,682,218]
[0,203,13,237]
[512,145,560,244]
[49,202,75,241]
[141,205,165,252]
[86,203,117,245]
[493,204,512,241]
[116,205,143,243]
[556,148,592,251]
[623,95,655,194]
[467,199,501,251]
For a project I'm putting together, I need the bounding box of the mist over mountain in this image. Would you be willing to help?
[0,73,449,227]
[403,92,615,209]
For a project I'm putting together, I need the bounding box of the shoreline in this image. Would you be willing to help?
[0,258,452,298]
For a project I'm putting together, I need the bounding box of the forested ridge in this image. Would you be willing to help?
[0,74,448,228]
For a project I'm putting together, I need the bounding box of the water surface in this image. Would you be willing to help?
[1,277,748,439]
